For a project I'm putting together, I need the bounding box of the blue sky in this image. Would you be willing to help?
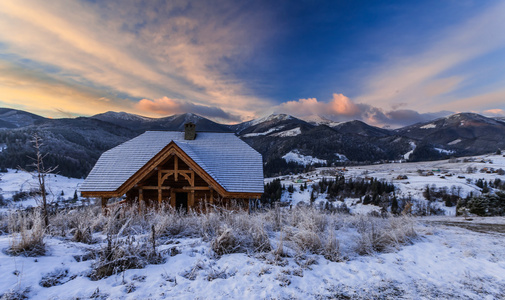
[0,0,504,126]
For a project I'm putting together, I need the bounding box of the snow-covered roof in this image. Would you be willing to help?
[80,131,264,194]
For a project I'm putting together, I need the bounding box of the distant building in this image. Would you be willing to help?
[80,123,264,211]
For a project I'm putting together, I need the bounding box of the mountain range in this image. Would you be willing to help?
[1,108,504,178]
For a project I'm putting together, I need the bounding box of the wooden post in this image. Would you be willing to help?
[190,190,195,208]
[157,170,162,206]
[170,190,175,208]
[101,197,107,208]
[210,188,214,204]
[139,189,143,213]
[174,156,178,182]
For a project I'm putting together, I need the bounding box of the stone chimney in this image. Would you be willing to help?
[184,122,196,140]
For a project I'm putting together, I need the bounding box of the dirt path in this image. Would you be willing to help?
[425,220,505,234]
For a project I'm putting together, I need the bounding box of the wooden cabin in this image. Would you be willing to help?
[80,123,264,211]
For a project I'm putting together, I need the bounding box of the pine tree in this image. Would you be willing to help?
[310,189,316,206]
[391,197,399,215]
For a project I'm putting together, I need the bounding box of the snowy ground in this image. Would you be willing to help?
[0,169,84,212]
[1,155,505,299]
[273,153,505,216]
[1,217,504,299]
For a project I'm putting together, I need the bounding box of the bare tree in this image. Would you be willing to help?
[22,133,58,228]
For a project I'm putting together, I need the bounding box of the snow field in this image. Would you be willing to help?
[0,169,83,212]
[282,150,327,166]
[273,153,505,216]
[1,206,504,299]
[1,206,419,299]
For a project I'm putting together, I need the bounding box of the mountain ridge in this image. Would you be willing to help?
[1,108,504,178]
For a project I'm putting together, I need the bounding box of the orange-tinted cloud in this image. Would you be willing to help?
[484,109,505,116]
[329,94,360,116]
[0,61,131,118]
[271,93,453,128]
[274,94,362,119]
[0,0,272,120]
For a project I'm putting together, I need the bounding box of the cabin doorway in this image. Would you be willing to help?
[175,192,188,212]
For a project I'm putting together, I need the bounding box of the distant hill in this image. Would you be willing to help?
[396,113,505,161]
[0,116,136,178]
[333,120,391,137]
[0,108,47,128]
[1,108,504,178]
[92,111,232,132]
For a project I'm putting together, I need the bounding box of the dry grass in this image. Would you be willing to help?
[2,203,417,277]
[45,205,416,260]
[89,232,164,280]
[6,210,45,256]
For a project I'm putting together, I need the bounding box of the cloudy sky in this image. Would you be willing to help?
[1,0,505,127]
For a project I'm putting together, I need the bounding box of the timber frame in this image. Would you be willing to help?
[81,141,262,210]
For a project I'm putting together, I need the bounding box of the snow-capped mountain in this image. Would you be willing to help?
[1,108,505,178]
[396,113,505,161]
[302,115,343,127]
[228,114,298,134]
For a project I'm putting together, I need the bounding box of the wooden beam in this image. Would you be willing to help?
[180,172,192,184]
[161,169,193,174]
[174,156,178,182]
[161,172,173,183]
[137,186,172,190]
[183,186,210,190]
[81,191,118,198]
[224,192,263,199]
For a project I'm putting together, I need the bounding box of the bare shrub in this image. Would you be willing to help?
[210,217,271,255]
[351,215,417,255]
[205,266,230,281]
[39,268,70,287]
[72,226,93,244]
[0,212,8,235]
[0,287,30,300]
[89,233,164,280]
[211,226,239,255]
[323,227,342,262]
[7,210,45,256]
[49,205,105,239]
[180,260,205,280]
[290,228,322,253]
[248,220,271,252]
[156,209,201,238]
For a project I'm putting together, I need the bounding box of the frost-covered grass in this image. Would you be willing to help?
[0,205,419,298]
[1,206,504,299]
